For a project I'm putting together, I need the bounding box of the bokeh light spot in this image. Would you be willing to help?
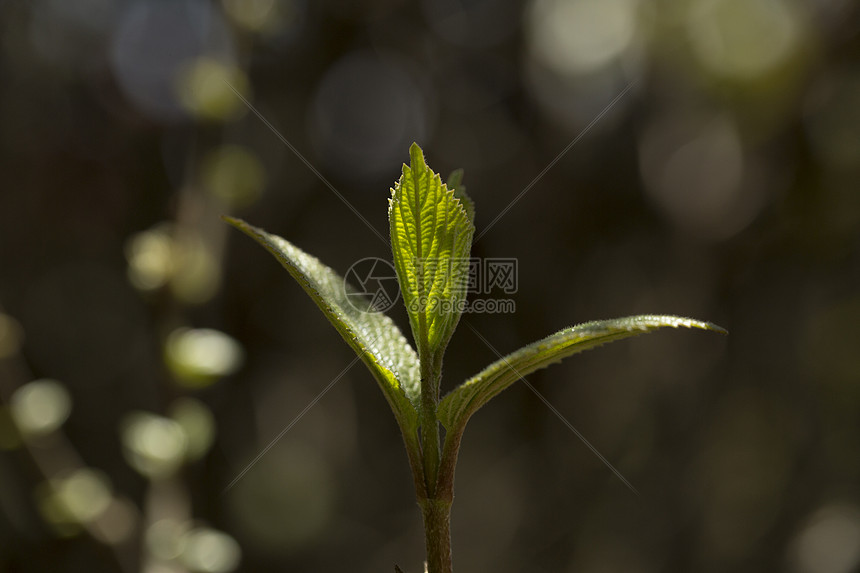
[165,328,244,388]
[36,468,113,528]
[790,503,860,573]
[58,468,113,523]
[687,0,804,80]
[126,226,174,292]
[639,112,766,240]
[176,58,249,121]
[110,0,236,121]
[310,52,428,181]
[221,0,275,32]
[528,0,640,75]
[169,232,221,304]
[146,518,190,561]
[179,527,242,573]
[121,412,188,479]
[10,379,72,438]
[125,225,220,304]
[201,145,266,207]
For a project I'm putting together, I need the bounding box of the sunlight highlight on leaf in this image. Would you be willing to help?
[224,217,420,431]
[389,143,475,362]
[438,315,726,430]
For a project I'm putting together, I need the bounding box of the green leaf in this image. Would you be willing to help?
[389,143,475,364]
[438,315,726,430]
[446,169,474,225]
[224,217,420,431]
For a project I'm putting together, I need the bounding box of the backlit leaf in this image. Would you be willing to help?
[389,144,475,366]
[225,217,420,431]
[438,315,726,430]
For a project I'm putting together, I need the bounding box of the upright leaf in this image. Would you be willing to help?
[438,315,726,431]
[446,169,474,225]
[224,217,421,431]
[389,143,475,364]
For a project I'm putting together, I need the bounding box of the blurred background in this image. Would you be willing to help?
[1,0,859,571]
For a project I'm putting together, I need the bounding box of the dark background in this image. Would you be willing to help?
[2,0,860,572]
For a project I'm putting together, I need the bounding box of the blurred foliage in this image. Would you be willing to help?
[1,0,859,572]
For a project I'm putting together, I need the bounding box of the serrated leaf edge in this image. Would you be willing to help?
[388,144,475,360]
[438,315,725,430]
[224,216,421,426]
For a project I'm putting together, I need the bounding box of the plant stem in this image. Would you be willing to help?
[436,426,465,501]
[417,351,451,572]
[402,425,428,500]
[420,497,453,573]
[420,352,443,494]
[418,409,464,572]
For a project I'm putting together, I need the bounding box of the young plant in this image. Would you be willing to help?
[225,143,725,572]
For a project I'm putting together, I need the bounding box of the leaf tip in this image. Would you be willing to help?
[705,322,729,335]
[670,317,728,335]
[447,168,464,188]
[408,142,426,169]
